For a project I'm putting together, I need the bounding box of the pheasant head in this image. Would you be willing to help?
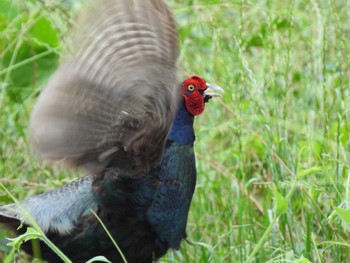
[181,76,223,116]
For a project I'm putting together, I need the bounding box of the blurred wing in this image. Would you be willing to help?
[29,0,179,177]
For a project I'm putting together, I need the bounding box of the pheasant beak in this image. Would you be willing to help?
[204,83,224,102]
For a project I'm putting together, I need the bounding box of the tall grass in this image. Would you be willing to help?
[1,0,349,262]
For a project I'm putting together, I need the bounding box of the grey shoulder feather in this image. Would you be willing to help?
[0,177,94,235]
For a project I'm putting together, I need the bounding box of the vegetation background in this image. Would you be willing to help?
[0,0,349,262]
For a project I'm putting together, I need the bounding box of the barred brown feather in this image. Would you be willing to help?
[29,0,180,177]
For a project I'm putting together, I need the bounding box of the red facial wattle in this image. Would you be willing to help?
[183,90,205,115]
[181,76,207,116]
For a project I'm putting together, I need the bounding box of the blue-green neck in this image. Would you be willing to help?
[168,102,195,145]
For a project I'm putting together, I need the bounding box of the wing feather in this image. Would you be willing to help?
[29,0,179,177]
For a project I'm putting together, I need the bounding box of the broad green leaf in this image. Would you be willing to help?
[297,167,322,179]
[29,16,59,47]
[274,17,293,30]
[335,207,350,223]
[274,187,288,215]
[0,195,12,203]
[293,256,312,263]
[3,44,58,102]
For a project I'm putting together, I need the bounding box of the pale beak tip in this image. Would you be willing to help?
[205,83,224,98]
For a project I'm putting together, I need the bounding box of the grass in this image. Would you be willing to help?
[1,0,350,262]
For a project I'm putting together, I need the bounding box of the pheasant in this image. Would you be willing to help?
[0,0,223,262]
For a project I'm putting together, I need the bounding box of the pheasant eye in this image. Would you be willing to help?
[188,85,195,92]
